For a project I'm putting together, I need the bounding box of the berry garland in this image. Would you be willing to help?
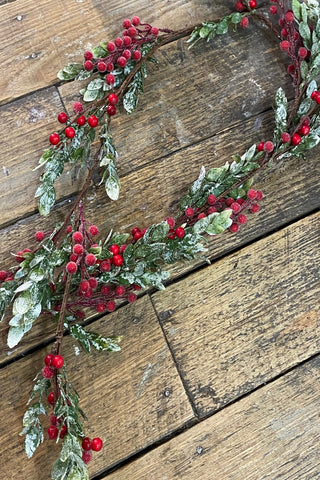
[1,1,320,478]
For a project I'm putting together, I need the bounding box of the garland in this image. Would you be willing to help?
[1,0,320,478]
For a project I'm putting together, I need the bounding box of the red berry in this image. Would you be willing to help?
[238,214,247,224]
[109,244,120,255]
[281,28,288,37]
[106,74,115,85]
[207,206,217,214]
[285,11,294,23]
[84,60,94,71]
[73,244,83,255]
[112,254,123,266]
[88,115,98,128]
[299,125,310,136]
[69,254,78,263]
[108,93,119,105]
[257,142,264,151]
[79,280,90,292]
[82,451,92,464]
[131,16,140,26]
[134,232,143,242]
[150,27,159,35]
[270,5,277,14]
[82,437,92,451]
[49,133,60,145]
[235,1,245,11]
[298,47,308,59]
[76,115,86,126]
[75,310,85,319]
[57,112,68,123]
[52,355,64,369]
[84,51,93,60]
[256,190,263,200]
[128,26,137,37]
[175,227,185,238]
[123,35,132,46]
[115,285,126,296]
[107,104,116,116]
[60,425,68,439]
[44,354,54,367]
[123,18,132,29]
[119,244,126,254]
[101,285,111,295]
[50,413,59,425]
[311,90,320,101]
[91,437,103,452]
[85,254,96,266]
[207,194,216,205]
[106,62,114,72]
[66,225,72,234]
[100,260,111,272]
[185,207,194,217]
[117,56,127,68]
[165,217,175,228]
[281,132,291,143]
[107,41,116,52]
[65,127,75,139]
[247,189,257,200]
[47,426,58,440]
[47,392,55,405]
[225,197,234,207]
[287,64,295,75]
[84,290,92,298]
[123,49,131,60]
[73,102,83,114]
[106,300,116,312]
[73,231,83,243]
[89,225,99,236]
[0,270,7,281]
[128,292,137,303]
[132,50,141,61]
[66,261,77,274]
[263,141,274,153]
[35,231,45,242]
[96,303,106,313]
[42,366,54,378]
[197,213,206,220]
[291,133,301,146]
[88,277,98,289]
[229,223,239,233]
[280,41,290,51]
[249,0,256,8]
[240,17,249,27]
[97,61,107,72]
[231,202,240,213]
[115,37,123,48]
[251,203,260,213]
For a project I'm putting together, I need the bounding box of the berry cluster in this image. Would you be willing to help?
[235,0,257,27]
[81,436,103,464]
[181,190,263,234]
[42,353,64,379]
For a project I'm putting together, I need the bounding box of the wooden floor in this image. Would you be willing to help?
[1,1,320,479]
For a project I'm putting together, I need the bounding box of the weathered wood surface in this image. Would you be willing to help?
[0,112,319,365]
[106,356,320,480]
[152,211,320,417]
[0,296,194,479]
[0,25,293,228]
[0,0,232,104]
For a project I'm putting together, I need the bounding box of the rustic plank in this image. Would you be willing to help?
[0,87,86,228]
[1,112,319,365]
[59,25,292,176]
[0,0,232,104]
[106,356,320,479]
[0,295,195,479]
[151,211,320,417]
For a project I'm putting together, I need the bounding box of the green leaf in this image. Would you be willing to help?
[300,60,309,80]
[292,0,302,20]
[57,63,83,81]
[83,88,100,102]
[143,222,169,243]
[206,210,233,235]
[24,425,43,458]
[299,21,311,45]
[70,324,122,353]
[274,87,288,142]
[216,18,229,35]
[306,79,317,97]
[13,291,33,315]
[39,186,56,216]
[298,97,313,115]
[92,45,108,58]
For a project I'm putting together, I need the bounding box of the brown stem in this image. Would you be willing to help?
[251,12,281,39]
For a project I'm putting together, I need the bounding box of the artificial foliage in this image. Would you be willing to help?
[1,0,320,478]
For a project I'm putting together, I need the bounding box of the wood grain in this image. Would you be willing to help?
[151,211,320,417]
[0,295,194,479]
[106,356,320,480]
[0,0,232,104]
[0,111,319,366]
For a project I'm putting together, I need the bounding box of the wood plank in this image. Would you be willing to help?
[151,211,320,417]
[106,356,320,479]
[59,25,292,176]
[0,0,232,104]
[1,112,319,365]
[0,295,194,479]
[0,87,84,228]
